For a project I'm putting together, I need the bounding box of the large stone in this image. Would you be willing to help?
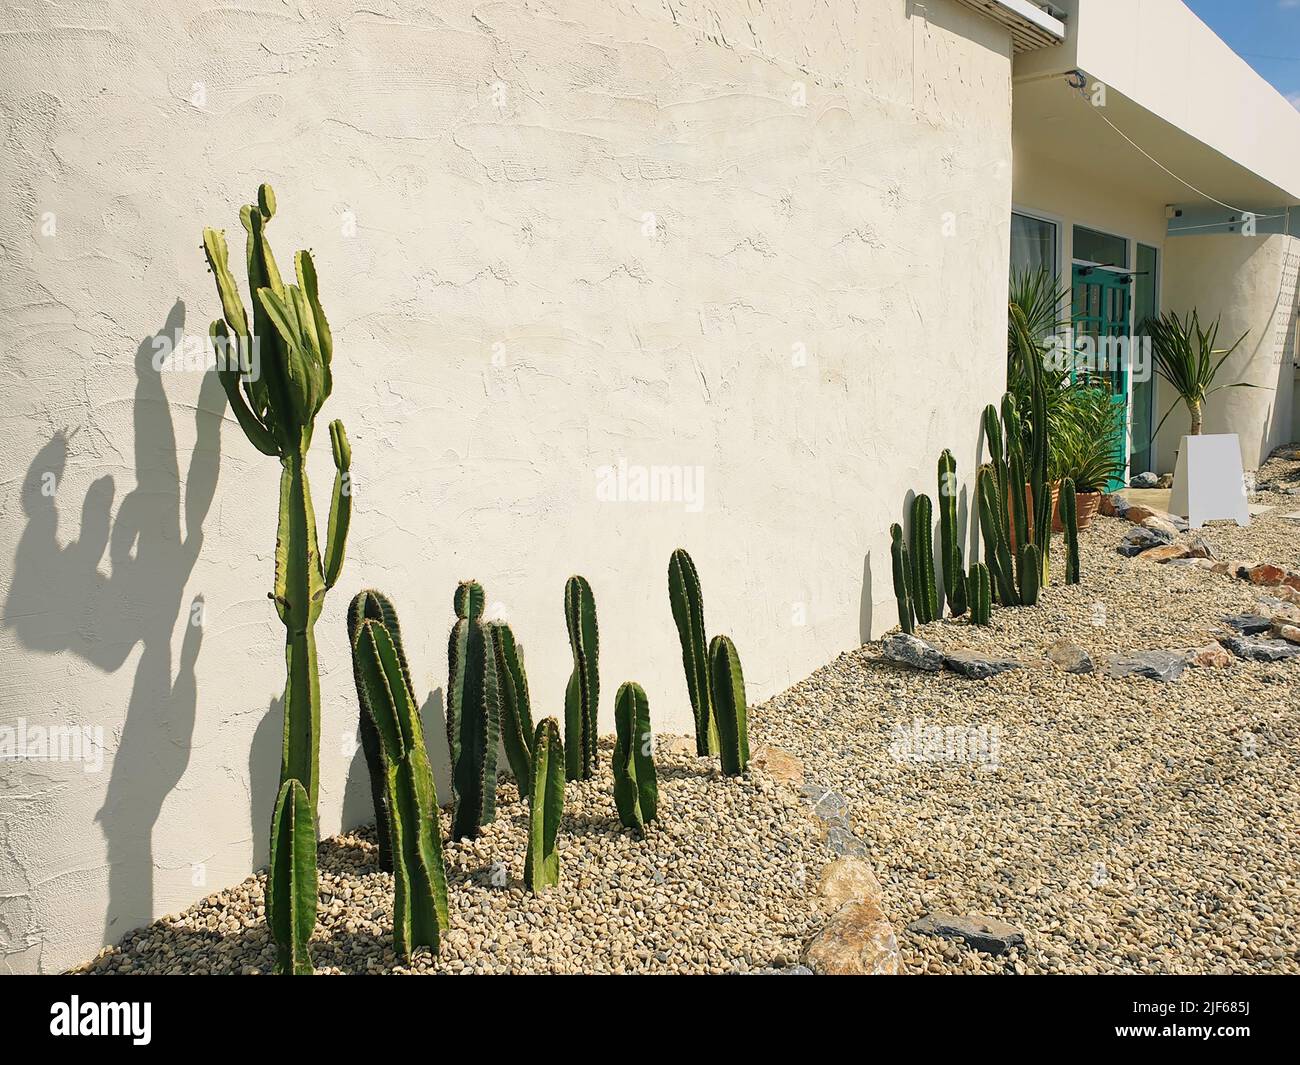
[1258,597,1300,625]
[1246,563,1286,586]
[907,914,1025,956]
[1222,614,1273,636]
[804,898,901,975]
[1220,635,1300,663]
[1101,493,1130,518]
[751,745,804,785]
[1274,624,1300,646]
[1045,639,1094,674]
[1106,650,1188,682]
[1123,503,1159,524]
[941,650,1022,679]
[1118,526,1174,557]
[1140,515,1182,540]
[814,858,884,914]
[1190,643,1234,668]
[1130,471,1159,489]
[1185,537,1218,560]
[881,633,943,672]
[1140,544,1191,564]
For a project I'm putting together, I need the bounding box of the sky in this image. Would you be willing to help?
[1185,0,1300,106]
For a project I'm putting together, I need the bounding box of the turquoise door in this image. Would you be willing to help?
[1071,264,1130,490]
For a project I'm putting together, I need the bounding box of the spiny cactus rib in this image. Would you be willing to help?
[969,563,992,625]
[612,682,658,830]
[889,523,915,635]
[488,621,535,799]
[446,580,499,839]
[353,619,449,957]
[1061,477,1081,585]
[524,718,565,893]
[937,449,966,617]
[1018,543,1041,606]
[708,635,750,776]
[977,463,1019,606]
[347,589,416,872]
[668,549,718,756]
[267,778,317,975]
[563,575,599,781]
[909,494,938,624]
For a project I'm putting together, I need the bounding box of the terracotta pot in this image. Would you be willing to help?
[1008,482,1058,550]
[1052,487,1102,532]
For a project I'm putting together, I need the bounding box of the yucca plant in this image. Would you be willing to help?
[1144,309,1251,437]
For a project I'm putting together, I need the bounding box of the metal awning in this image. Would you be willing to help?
[955,0,1065,53]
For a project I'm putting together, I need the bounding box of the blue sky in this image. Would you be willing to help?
[1185,0,1300,106]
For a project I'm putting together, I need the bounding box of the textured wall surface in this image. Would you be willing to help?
[0,0,1013,972]
[1159,233,1300,470]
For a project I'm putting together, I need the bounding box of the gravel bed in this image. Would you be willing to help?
[75,739,826,975]
[752,452,1300,974]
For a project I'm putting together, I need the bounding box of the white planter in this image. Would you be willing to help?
[1168,433,1249,529]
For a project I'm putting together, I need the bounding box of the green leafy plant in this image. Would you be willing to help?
[889,523,915,635]
[447,580,499,839]
[708,635,750,776]
[668,549,718,755]
[524,718,565,893]
[612,682,658,830]
[1144,309,1251,437]
[563,575,599,781]
[1053,385,1125,493]
[352,617,450,958]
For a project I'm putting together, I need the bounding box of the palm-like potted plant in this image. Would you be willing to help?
[1144,309,1250,437]
[1051,384,1125,530]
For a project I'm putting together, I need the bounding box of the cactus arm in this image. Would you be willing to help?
[708,635,749,776]
[322,420,351,590]
[524,718,564,893]
[490,622,535,799]
[202,227,251,340]
[347,592,393,871]
[478,632,501,827]
[297,250,333,392]
[668,549,717,756]
[267,778,317,975]
[209,319,279,456]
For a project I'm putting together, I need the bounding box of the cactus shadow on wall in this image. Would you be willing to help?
[858,551,873,644]
[2,300,224,948]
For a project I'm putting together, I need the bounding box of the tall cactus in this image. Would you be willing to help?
[668,549,718,755]
[563,575,599,781]
[487,621,535,799]
[1018,544,1041,606]
[446,580,499,839]
[612,682,659,830]
[524,718,565,894]
[203,185,350,973]
[1060,477,1081,585]
[708,635,750,776]
[346,590,413,872]
[267,778,316,975]
[977,463,1018,607]
[352,619,449,957]
[889,523,915,635]
[968,562,992,625]
[937,449,967,616]
[909,494,938,624]
[1010,302,1052,584]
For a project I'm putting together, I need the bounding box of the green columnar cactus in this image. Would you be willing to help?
[937,449,967,616]
[346,589,414,873]
[204,185,350,973]
[977,463,1019,606]
[524,718,565,894]
[1011,304,1053,585]
[889,523,915,635]
[352,619,450,957]
[909,494,938,624]
[267,778,317,975]
[1003,394,1031,556]
[708,635,750,776]
[1060,477,1081,585]
[668,549,719,756]
[1018,543,1041,606]
[563,575,599,781]
[612,682,659,830]
[487,621,535,799]
[446,580,499,839]
[969,563,992,625]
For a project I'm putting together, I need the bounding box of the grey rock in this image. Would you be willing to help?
[1186,537,1218,560]
[1222,614,1273,636]
[1046,639,1094,674]
[1104,492,1131,517]
[942,650,1022,679]
[1157,473,1175,489]
[1130,471,1159,489]
[1141,515,1182,540]
[827,826,869,858]
[881,633,943,672]
[1118,526,1174,556]
[1106,650,1189,683]
[1220,635,1300,663]
[907,914,1026,955]
[753,964,814,975]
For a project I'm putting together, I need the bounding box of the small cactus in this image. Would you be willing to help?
[267,778,317,975]
[909,494,938,623]
[446,580,499,839]
[937,450,967,617]
[668,549,718,755]
[1018,543,1041,606]
[563,575,599,781]
[969,562,992,625]
[1060,477,1081,585]
[487,621,535,799]
[708,635,750,776]
[612,682,658,829]
[524,718,565,894]
[889,523,915,635]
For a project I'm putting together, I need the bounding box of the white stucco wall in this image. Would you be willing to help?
[0,0,1013,972]
[1157,234,1300,471]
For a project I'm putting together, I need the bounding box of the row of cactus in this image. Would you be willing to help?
[203,185,352,975]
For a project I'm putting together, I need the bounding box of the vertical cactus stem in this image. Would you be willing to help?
[668,549,718,756]
[937,450,964,616]
[1018,543,1041,606]
[708,635,750,776]
[977,463,1019,607]
[267,778,317,975]
[563,575,599,780]
[889,523,915,635]
[323,420,351,590]
[1061,477,1081,585]
[613,682,658,829]
[969,563,992,625]
[446,580,498,839]
[909,494,938,624]
[488,621,534,799]
[524,718,565,894]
